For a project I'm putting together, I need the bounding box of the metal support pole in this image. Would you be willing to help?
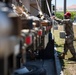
[64,0,66,14]
[55,0,56,16]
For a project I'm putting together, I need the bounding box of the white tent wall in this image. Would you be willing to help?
[22,0,41,16]
[22,0,30,12]
[30,0,39,16]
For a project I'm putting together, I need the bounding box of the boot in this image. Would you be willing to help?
[68,55,76,61]
[58,53,65,59]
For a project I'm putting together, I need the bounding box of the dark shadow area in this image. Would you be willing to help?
[66,62,76,64]
[37,40,54,60]
[73,38,76,41]
[68,58,76,62]
[57,51,65,71]
[25,40,56,75]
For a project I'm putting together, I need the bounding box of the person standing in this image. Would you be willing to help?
[52,12,76,60]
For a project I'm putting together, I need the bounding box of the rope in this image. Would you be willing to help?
[36,0,41,12]
[30,4,39,11]
[45,0,52,17]
[36,0,43,16]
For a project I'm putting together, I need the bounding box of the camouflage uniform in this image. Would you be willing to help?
[55,18,76,57]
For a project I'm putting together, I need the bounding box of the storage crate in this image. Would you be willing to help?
[60,31,65,39]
